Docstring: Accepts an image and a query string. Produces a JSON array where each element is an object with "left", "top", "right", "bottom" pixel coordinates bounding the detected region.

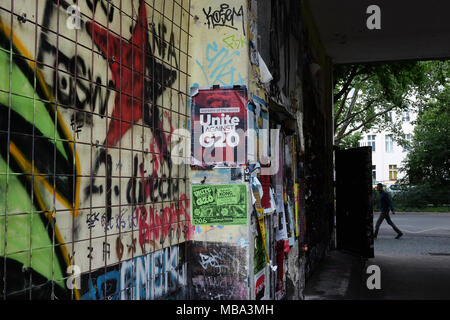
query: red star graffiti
[{"left": 87, "top": 2, "right": 147, "bottom": 147}]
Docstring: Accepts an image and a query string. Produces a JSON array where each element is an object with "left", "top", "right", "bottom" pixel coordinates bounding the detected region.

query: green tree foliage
[
  {"left": 333, "top": 60, "right": 449, "bottom": 147},
  {"left": 398, "top": 85, "right": 450, "bottom": 206},
  {"left": 338, "top": 132, "right": 363, "bottom": 149}
]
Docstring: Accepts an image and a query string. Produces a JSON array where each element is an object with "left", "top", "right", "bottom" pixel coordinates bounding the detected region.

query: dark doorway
[{"left": 335, "top": 146, "right": 374, "bottom": 258}]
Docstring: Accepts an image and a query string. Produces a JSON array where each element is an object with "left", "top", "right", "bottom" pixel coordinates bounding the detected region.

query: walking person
[{"left": 374, "top": 183, "right": 403, "bottom": 239}]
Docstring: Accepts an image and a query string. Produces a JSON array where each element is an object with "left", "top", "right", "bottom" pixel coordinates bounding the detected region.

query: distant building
[{"left": 359, "top": 110, "right": 416, "bottom": 185}]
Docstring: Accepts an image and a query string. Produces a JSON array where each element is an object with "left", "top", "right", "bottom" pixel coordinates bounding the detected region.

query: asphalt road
[
  {"left": 373, "top": 212, "right": 450, "bottom": 255},
  {"left": 304, "top": 212, "right": 450, "bottom": 300},
  {"left": 363, "top": 212, "right": 450, "bottom": 299}
]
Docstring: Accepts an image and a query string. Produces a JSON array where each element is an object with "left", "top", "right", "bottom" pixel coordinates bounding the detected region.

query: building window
[
  {"left": 387, "top": 111, "right": 393, "bottom": 121},
  {"left": 367, "top": 135, "right": 376, "bottom": 152},
  {"left": 372, "top": 165, "right": 376, "bottom": 181},
  {"left": 402, "top": 111, "right": 410, "bottom": 122},
  {"left": 389, "top": 165, "right": 397, "bottom": 181},
  {"left": 385, "top": 135, "right": 394, "bottom": 153},
  {"left": 405, "top": 134, "right": 411, "bottom": 142},
  {"left": 403, "top": 134, "right": 412, "bottom": 149}
]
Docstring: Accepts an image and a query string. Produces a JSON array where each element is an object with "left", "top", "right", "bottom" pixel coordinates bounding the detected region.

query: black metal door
[{"left": 335, "top": 147, "right": 374, "bottom": 258}]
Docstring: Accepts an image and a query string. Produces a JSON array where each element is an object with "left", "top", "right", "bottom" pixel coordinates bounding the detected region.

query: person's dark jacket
[{"left": 378, "top": 190, "right": 394, "bottom": 212}]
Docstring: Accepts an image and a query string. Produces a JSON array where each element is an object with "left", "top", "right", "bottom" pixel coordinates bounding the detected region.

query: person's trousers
[{"left": 374, "top": 211, "right": 402, "bottom": 236}]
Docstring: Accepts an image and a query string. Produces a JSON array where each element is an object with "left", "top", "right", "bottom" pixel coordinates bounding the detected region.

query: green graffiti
[
  {"left": 0, "top": 156, "right": 63, "bottom": 286},
  {"left": 0, "top": 24, "right": 76, "bottom": 295},
  {"left": 0, "top": 49, "right": 68, "bottom": 159}
]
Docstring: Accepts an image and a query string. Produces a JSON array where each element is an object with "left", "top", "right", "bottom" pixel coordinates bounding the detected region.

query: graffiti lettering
[
  {"left": 199, "top": 252, "right": 227, "bottom": 273},
  {"left": 86, "top": 212, "right": 100, "bottom": 229},
  {"left": 84, "top": 208, "right": 137, "bottom": 233},
  {"left": 197, "top": 248, "right": 242, "bottom": 276},
  {"left": 151, "top": 23, "right": 179, "bottom": 68},
  {"left": 87, "top": 246, "right": 94, "bottom": 260},
  {"left": 86, "top": 0, "right": 115, "bottom": 23},
  {"left": 189, "top": 242, "right": 247, "bottom": 300},
  {"left": 203, "top": 4, "right": 245, "bottom": 35},
  {"left": 222, "top": 34, "right": 246, "bottom": 50},
  {"left": 101, "top": 212, "right": 114, "bottom": 231},
  {"left": 38, "top": 35, "right": 113, "bottom": 118},
  {"left": 134, "top": 195, "right": 190, "bottom": 253},
  {"left": 192, "top": 275, "right": 247, "bottom": 300},
  {"left": 195, "top": 41, "right": 244, "bottom": 87},
  {"left": 103, "top": 242, "right": 111, "bottom": 261},
  {"left": 81, "top": 245, "right": 186, "bottom": 300}
]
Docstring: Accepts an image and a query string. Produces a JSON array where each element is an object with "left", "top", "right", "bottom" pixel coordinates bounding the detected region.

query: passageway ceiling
[{"left": 307, "top": 0, "right": 450, "bottom": 64}]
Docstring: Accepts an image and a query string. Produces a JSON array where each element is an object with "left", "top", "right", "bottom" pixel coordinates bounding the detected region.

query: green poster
[
  {"left": 191, "top": 184, "right": 248, "bottom": 225},
  {"left": 254, "top": 231, "right": 266, "bottom": 274}
]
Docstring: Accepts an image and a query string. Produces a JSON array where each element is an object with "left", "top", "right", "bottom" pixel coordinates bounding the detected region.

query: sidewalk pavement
[
  {"left": 303, "top": 250, "right": 364, "bottom": 300},
  {"left": 374, "top": 211, "right": 450, "bottom": 215}
]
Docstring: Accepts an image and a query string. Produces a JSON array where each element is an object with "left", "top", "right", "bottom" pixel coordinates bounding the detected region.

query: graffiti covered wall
[
  {"left": 0, "top": 0, "right": 192, "bottom": 299},
  {"left": 189, "top": 0, "right": 250, "bottom": 242},
  {"left": 188, "top": 241, "right": 248, "bottom": 300},
  {"left": 81, "top": 244, "right": 187, "bottom": 300},
  {"left": 187, "top": 0, "right": 251, "bottom": 300},
  {"left": 191, "top": 0, "right": 248, "bottom": 89}
]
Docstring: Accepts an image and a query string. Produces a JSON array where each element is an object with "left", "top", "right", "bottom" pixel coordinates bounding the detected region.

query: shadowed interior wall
[{"left": 0, "top": 0, "right": 334, "bottom": 301}]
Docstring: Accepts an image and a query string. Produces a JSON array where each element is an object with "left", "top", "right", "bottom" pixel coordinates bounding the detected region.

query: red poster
[
  {"left": 191, "top": 87, "right": 247, "bottom": 168},
  {"left": 259, "top": 174, "right": 271, "bottom": 209}
]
